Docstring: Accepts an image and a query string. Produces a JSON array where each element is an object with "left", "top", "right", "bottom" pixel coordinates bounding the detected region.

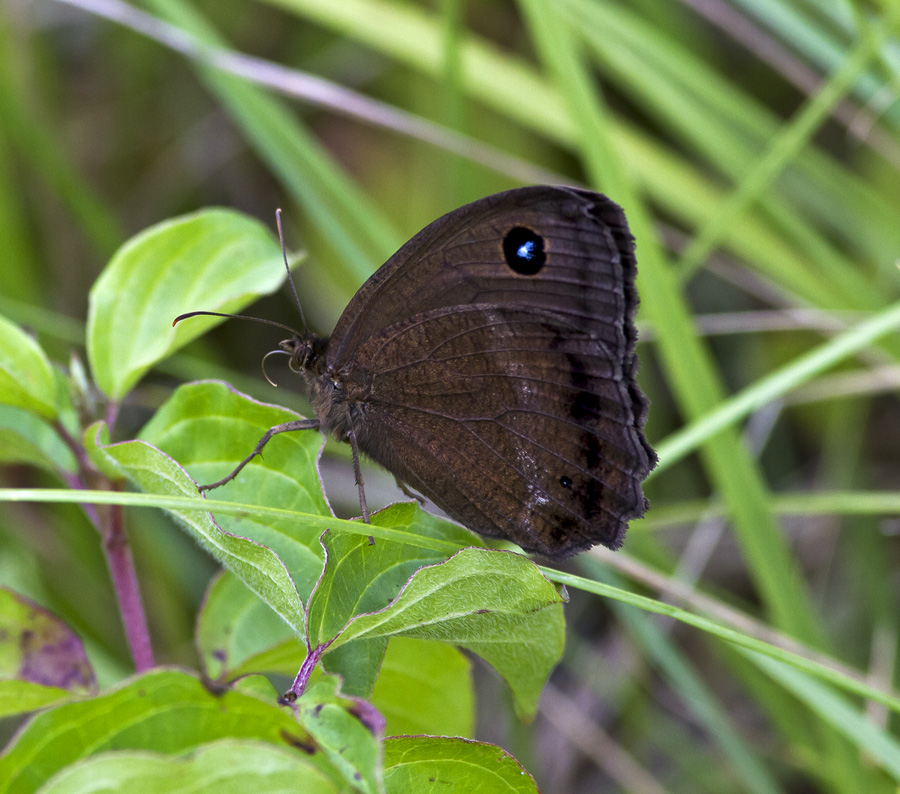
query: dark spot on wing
[
  {"left": 503, "top": 227, "right": 546, "bottom": 275},
  {"left": 580, "top": 431, "right": 604, "bottom": 469},
  {"left": 577, "top": 477, "right": 605, "bottom": 517}
]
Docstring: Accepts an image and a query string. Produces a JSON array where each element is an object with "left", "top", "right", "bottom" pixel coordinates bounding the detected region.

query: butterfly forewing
[{"left": 330, "top": 188, "right": 626, "bottom": 364}]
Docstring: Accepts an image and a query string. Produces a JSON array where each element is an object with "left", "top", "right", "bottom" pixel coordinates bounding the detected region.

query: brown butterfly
[{"left": 177, "top": 186, "right": 656, "bottom": 559}]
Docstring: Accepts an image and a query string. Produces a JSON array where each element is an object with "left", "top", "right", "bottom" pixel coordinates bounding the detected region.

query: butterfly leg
[
  {"left": 199, "top": 418, "right": 320, "bottom": 492},
  {"left": 346, "top": 428, "right": 373, "bottom": 542},
  {"left": 394, "top": 477, "right": 426, "bottom": 505}
]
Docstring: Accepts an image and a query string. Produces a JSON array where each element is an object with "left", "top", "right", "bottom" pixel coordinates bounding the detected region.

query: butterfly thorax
[{"left": 281, "top": 333, "right": 362, "bottom": 443}]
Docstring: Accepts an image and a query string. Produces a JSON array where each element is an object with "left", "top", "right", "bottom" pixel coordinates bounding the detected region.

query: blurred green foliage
[{"left": 2, "top": 1, "right": 900, "bottom": 792}]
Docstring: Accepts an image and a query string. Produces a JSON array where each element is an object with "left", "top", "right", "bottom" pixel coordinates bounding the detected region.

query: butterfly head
[{"left": 280, "top": 333, "right": 328, "bottom": 376}]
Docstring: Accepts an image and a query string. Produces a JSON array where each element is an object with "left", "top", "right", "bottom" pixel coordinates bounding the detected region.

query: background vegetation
[{"left": 2, "top": 0, "right": 900, "bottom": 792}]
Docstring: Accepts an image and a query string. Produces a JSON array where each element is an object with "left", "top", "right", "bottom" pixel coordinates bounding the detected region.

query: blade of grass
[
  {"left": 509, "top": 3, "right": 870, "bottom": 777},
  {"left": 141, "top": 0, "right": 400, "bottom": 290},
  {"left": 59, "top": 0, "right": 565, "bottom": 191},
  {"left": 565, "top": 0, "right": 900, "bottom": 303},
  {"left": 586, "top": 561, "right": 785, "bottom": 794},
  {"left": 747, "top": 650, "right": 900, "bottom": 782},
  {"left": 637, "top": 491, "right": 900, "bottom": 532},
  {"left": 3, "top": 487, "right": 899, "bottom": 717},
  {"left": 439, "top": 0, "right": 471, "bottom": 204},
  {"left": 0, "top": 128, "right": 39, "bottom": 303},
  {"left": 515, "top": 0, "right": 821, "bottom": 645},
  {"left": 677, "top": 3, "right": 900, "bottom": 277},
  {"left": 654, "top": 297, "right": 900, "bottom": 472},
  {"left": 733, "top": 0, "right": 900, "bottom": 133},
  {"left": 0, "top": 488, "right": 463, "bottom": 555},
  {"left": 257, "top": 0, "right": 897, "bottom": 324},
  {"left": 0, "top": 22, "right": 122, "bottom": 259}
]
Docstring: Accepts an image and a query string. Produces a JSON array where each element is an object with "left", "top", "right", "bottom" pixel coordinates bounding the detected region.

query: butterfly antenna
[
  {"left": 172, "top": 311, "right": 300, "bottom": 336},
  {"left": 276, "top": 208, "right": 308, "bottom": 334}
]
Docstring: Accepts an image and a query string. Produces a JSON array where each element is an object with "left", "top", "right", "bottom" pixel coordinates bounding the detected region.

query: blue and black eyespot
[{"left": 503, "top": 227, "right": 546, "bottom": 275}]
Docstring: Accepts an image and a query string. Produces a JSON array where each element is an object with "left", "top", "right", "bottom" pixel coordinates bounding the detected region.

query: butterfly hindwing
[{"left": 325, "top": 186, "right": 655, "bottom": 558}]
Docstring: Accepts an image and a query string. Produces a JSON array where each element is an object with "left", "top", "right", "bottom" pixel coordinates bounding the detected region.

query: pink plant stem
[
  {"left": 55, "top": 423, "right": 103, "bottom": 529},
  {"left": 103, "top": 487, "right": 155, "bottom": 671},
  {"left": 57, "top": 417, "right": 156, "bottom": 673},
  {"left": 289, "top": 642, "right": 329, "bottom": 699}
]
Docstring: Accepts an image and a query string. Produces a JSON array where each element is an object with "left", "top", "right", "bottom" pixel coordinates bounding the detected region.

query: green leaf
[
  {"left": 0, "top": 680, "right": 71, "bottom": 720},
  {"left": 197, "top": 570, "right": 302, "bottom": 682},
  {"left": 0, "top": 669, "right": 342, "bottom": 793},
  {"left": 86, "top": 209, "right": 286, "bottom": 400},
  {"left": 331, "top": 548, "right": 565, "bottom": 720},
  {"left": 229, "top": 638, "right": 310, "bottom": 683},
  {"left": 0, "top": 587, "right": 95, "bottom": 694},
  {"left": 0, "top": 313, "right": 57, "bottom": 420},
  {"left": 294, "top": 674, "right": 384, "bottom": 794},
  {"left": 321, "top": 638, "right": 388, "bottom": 703},
  {"left": 140, "top": 380, "right": 329, "bottom": 601},
  {"left": 309, "top": 505, "right": 481, "bottom": 645},
  {"left": 36, "top": 740, "right": 342, "bottom": 794},
  {"left": 0, "top": 406, "right": 76, "bottom": 475},
  {"left": 383, "top": 736, "right": 537, "bottom": 793},
  {"left": 308, "top": 505, "right": 481, "bottom": 696},
  {"left": 83, "top": 421, "right": 306, "bottom": 634},
  {"left": 231, "top": 673, "right": 282, "bottom": 703},
  {"left": 371, "top": 637, "right": 473, "bottom": 738}
]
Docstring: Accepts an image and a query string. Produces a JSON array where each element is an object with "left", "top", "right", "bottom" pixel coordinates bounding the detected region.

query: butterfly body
[{"left": 282, "top": 185, "right": 656, "bottom": 559}]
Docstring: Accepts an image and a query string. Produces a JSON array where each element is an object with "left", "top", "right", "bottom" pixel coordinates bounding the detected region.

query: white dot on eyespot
[{"left": 517, "top": 241, "right": 534, "bottom": 260}]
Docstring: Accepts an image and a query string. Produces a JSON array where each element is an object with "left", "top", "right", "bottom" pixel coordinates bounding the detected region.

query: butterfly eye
[
  {"left": 559, "top": 475, "right": 573, "bottom": 488},
  {"left": 503, "top": 227, "right": 546, "bottom": 275}
]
